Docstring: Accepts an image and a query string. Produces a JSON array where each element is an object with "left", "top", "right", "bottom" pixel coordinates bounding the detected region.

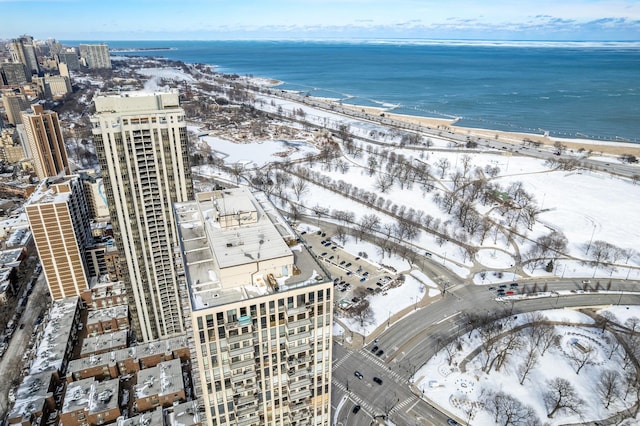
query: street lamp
[{"left": 586, "top": 223, "right": 597, "bottom": 255}]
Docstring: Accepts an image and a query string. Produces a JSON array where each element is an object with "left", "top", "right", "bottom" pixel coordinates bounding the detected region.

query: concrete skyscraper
[
  {"left": 175, "top": 187, "right": 333, "bottom": 426},
  {"left": 1, "top": 91, "right": 29, "bottom": 125},
  {"left": 25, "top": 175, "right": 93, "bottom": 300},
  {"left": 79, "top": 44, "right": 112, "bottom": 70},
  {"left": 21, "top": 104, "right": 70, "bottom": 180},
  {"left": 9, "top": 35, "right": 40, "bottom": 76},
  {"left": 91, "top": 90, "right": 193, "bottom": 342}
]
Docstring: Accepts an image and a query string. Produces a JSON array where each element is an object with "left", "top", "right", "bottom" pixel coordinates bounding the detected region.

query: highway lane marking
[{"left": 435, "top": 311, "right": 461, "bottom": 325}]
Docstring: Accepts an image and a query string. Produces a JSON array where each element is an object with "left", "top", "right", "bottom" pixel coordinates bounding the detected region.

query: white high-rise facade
[
  {"left": 91, "top": 91, "right": 193, "bottom": 342},
  {"left": 175, "top": 188, "right": 333, "bottom": 426}
]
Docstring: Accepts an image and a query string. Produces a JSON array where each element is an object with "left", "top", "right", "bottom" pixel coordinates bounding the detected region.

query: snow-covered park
[{"left": 415, "top": 306, "right": 640, "bottom": 425}]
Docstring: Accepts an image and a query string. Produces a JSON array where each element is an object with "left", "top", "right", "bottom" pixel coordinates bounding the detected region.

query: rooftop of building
[
  {"left": 66, "top": 334, "right": 189, "bottom": 376},
  {"left": 7, "top": 370, "right": 55, "bottom": 421},
  {"left": 86, "top": 305, "right": 129, "bottom": 325},
  {"left": 30, "top": 297, "right": 79, "bottom": 374},
  {"left": 25, "top": 175, "right": 80, "bottom": 206},
  {"left": 62, "top": 376, "right": 119, "bottom": 415},
  {"left": 175, "top": 187, "right": 331, "bottom": 311},
  {"left": 79, "top": 330, "right": 128, "bottom": 358},
  {"left": 0, "top": 247, "right": 24, "bottom": 266},
  {"left": 117, "top": 407, "right": 163, "bottom": 426},
  {"left": 166, "top": 400, "right": 201, "bottom": 426},
  {"left": 92, "top": 90, "right": 181, "bottom": 115},
  {"left": 133, "top": 358, "right": 183, "bottom": 399}
]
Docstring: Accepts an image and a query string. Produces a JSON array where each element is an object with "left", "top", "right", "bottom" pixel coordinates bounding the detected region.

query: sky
[{"left": 1, "top": 0, "right": 639, "bottom": 41}]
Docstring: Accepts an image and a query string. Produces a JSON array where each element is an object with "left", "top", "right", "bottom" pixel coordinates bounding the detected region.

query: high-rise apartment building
[
  {"left": 57, "top": 50, "right": 80, "bottom": 71},
  {"left": 9, "top": 35, "right": 40, "bottom": 76},
  {"left": 25, "top": 175, "right": 93, "bottom": 300},
  {"left": 79, "top": 44, "right": 111, "bottom": 70},
  {"left": 175, "top": 187, "right": 333, "bottom": 426},
  {"left": 1, "top": 62, "right": 30, "bottom": 85},
  {"left": 21, "top": 104, "right": 70, "bottom": 180},
  {"left": 91, "top": 91, "right": 193, "bottom": 342},
  {"left": 1, "top": 91, "right": 29, "bottom": 125}
]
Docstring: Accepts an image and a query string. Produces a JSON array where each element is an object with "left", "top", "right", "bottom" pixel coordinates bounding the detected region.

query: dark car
[
  {"left": 510, "top": 282, "right": 519, "bottom": 287},
  {"left": 366, "top": 287, "right": 375, "bottom": 292},
  {"left": 352, "top": 405, "right": 361, "bottom": 414},
  {"left": 499, "top": 284, "right": 507, "bottom": 289},
  {"left": 371, "top": 345, "right": 378, "bottom": 352},
  {"left": 345, "top": 262, "right": 352, "bottom": 267},
  {"left": 376, "top": 349, "right": 384, "bottom": 356},
  {"left": 340, "top": 261, "right": 346, "bottom": 265},
  {"left": 447, "top": 419, "right": 459, "bottom": 425},
  {"left": 354, "top": 371, "right": 363, "bottom": 379},
  {"left": 373, "top": 377, "right": 383, "bottom": 385}
]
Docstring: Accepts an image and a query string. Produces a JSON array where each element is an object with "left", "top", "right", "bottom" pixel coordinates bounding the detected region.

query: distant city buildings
[
  {"left": 9, "top": 35, "right": 40, "bottom": 76},
  {"left": 79, "top": 43, "right": 111, "bottom": 70},
  {"left": 0, "top": 62, "right": 29, "bottom": 85},
  {"left": 91, "top": 90, "right": 193, "bottom": 342},
  {"left": 25, "top": 176, "right": 93, "bottom": 300},
  {"left": 1, "top": 90, "right": 29, "bottom": 125},
  {"left": 175, "top": 187, "right": 334, "bottom": 426},
  {"left": 21, "top": 104, "right": 70, "bottom": 180}
]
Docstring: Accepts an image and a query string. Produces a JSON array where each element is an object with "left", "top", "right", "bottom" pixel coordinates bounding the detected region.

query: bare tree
[
  {"left": 518, "top": 340, "right": 539, "bottom": 385},
  {"left": 435, "top": 157, "right": 451, "bottom": 179},
  {"left": 292, "top": 177, "right": 309, "bottom": 202},
  {"left": 597, "top": 370, "right": 621, "bottom": 408},
  {"left": 350, "top": 300, "right": 374, "bottom": 331},
  {"left": 543, "top": 377, "right": 584, "bottom": 418},
  {"left": 567, "top": 343, "right": 593, "bottom": 375},
  {"left": 482, "top": 390, "right": 541, "bottom": 426},
  {"left": 375, "top": 174, "right": 394, "bottom": 193},
  {"left": 355, "top": 214, "right": 380, "bottom": 242}
]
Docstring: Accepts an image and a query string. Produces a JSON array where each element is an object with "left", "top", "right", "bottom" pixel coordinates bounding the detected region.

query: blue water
[{"left": 66, "top": 39, "right": 640, "bottom": 142}]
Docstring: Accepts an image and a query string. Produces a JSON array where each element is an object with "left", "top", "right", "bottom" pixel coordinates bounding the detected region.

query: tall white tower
[{"left": 91, "top": 90, "right": 193, "bottom": 342}]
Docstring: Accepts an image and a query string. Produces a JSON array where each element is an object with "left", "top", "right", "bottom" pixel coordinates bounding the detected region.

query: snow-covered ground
[{"left": 415, "top": 307, "right": 640, "bottom": 425}]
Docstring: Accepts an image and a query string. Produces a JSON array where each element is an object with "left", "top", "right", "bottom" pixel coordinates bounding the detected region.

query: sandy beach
[{"left": 338, "top": 103, "right": 640, "bottom": 157}]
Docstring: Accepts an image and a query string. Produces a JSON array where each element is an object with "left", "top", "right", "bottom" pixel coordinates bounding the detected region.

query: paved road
[
  {"left": 331, "top": 280, "right": 640, "bottom": 425},
  {"left": 0, "top": 271, "right": 49, "bottom": 417}
]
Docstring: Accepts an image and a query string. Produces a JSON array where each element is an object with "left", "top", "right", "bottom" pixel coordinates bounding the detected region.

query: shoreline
[{"left": 331, "top": 102, "right": 640, "bottom": 157}]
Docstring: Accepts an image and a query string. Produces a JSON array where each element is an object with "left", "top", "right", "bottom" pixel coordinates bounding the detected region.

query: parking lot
[{"left": 300, "top": 228, "right": 396, "bottom": 305}]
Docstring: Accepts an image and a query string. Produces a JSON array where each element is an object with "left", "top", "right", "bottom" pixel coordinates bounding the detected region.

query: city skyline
[{"left": 1, "top": 0, "right": 639, "bottom": 41}]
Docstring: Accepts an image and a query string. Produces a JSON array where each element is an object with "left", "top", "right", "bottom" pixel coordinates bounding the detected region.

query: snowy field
[{"left": 416, "top": 307, "right": 640, "bottom": 425}]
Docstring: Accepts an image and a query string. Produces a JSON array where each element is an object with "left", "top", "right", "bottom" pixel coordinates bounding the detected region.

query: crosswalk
[
  {"left": 358, "top": 348, "right": 406, "bottom": 383},
  {"left": 331, "top": 379, "right": 377, "bottom": 416}
]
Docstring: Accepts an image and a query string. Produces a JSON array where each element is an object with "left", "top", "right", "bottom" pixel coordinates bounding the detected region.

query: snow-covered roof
[
  {"left": 29, "top": 297, "right": 79, "bottom": 374},
  {"left": 79, "top": 330, "right": 128, "bottom": 358},
  {"left": 117, "top": 407, "right": 163, "bottom": 426},
  {"left": 133, "top": 358, "right": 183, "bottom": 399},
  {"left": 166, "top": 400, "right": 201, "bottom": 426},
  {"left": 7, "top": 371, "right": 55, "bottom": 422},
  {"left": 86, "top": 305, "right": 129, "bottom": 325},
  {"left": 175, "top": 187, "right": 331, "bottom": 310},
  {"left": 62, "top": 376, "right": 119, "bottom": 416}
]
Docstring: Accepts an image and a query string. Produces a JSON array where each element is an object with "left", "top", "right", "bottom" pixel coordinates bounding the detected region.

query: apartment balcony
[
  {"left": 289, "top": 377, "right": 311, "bottom": 390},
  {"left": 288, "top": 388, "right": 312, "bottom": 402},
  {"left": 231, "top": 369, "right": 257, "bottom": 384},
  {"left": 229, "top": 358, "right": 254, "bottom": 369},
  {"left": 236, "top": 415, "right": 261, "bottom": 426},
  {"left": 284, "top": 304, "right": 309, "bottom": 316},
  {"left": 228, "top": 332, "right": 255, "bottom": 345},
  {"left": 228, "top": 345, "right": 254, "bottom": 358},
  {"left": 236, "top": 404, "right": 258, "bottom": 418},
  {"left": 287, "top": 367, "right": 310, "bottom": 379},
  {"left": 287, "top": 343, "right": 311, "bottom": 355},
  {"left": 286, "top": 317, "right": 311, "bottom": 329},
  {"left": 287, "top": 330, "right": 311, "bottom": 341},
  {"left": 234, "top": 394, "right": 257, "bottom": 406}
]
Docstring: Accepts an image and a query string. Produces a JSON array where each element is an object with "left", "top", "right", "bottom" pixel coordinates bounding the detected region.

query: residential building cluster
[{"left": 0, "top": 34, "right": 333, "bottom": 426}]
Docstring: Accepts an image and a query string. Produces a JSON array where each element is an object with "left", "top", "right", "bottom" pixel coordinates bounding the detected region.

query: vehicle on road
[
  {"left": 345, "top": 262, "right": 352, "bottom": 267},
  {"left": 371, "top": 345, "right": 378, "bottom": 352},
  {"left": 447, "top": 419, "right": 459, "bottom": 425},
  {"left": 373, "top": 377, "right": 383, "bottom": 385},
  {"left": 366, "top": 287, "right": 375, "bottom": 292},
  {"left": 488, "top": 287, "right": 496, "bottom": 291},
  {"left": 352, "top": 405, "right": 361, "bottom": 414},
  {"left": 376, "top": 349, "right": 384, "bottom": 357},
  {"left": 354, "top": 371, "right": 363, "bottom": 380}
]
